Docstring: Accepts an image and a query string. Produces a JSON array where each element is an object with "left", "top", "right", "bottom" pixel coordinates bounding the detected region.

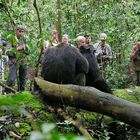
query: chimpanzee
[
  {"left": 41, "top": 43, "right": 89, "bottom": 86},
  {"left": 77, "top": 36, "right": 112, "bottom": 94}
]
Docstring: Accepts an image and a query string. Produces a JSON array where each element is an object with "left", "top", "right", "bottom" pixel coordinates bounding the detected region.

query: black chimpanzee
[
  {"left": 41, "top": 43, "right": 89, "bottom": 86},
  {"left": 77, "top": 36, "right": 112, "bottom": 94}
]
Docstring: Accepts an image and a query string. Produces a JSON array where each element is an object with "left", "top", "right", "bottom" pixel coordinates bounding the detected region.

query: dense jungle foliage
[
  {"left": 0, "top": 0, "right": 140, "bottom": 88},
  {"left": 0, "top": 0, "right": 140, "bottom": 140}
]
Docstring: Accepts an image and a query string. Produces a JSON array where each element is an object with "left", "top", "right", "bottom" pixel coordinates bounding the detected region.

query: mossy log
[{"left": 35, "top": 77, "right": 140, "bottom": 129}]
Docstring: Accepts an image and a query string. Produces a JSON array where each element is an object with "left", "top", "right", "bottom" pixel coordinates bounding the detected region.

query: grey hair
[{"left": 76, "top": 36, "right": 85, "bottom": 42}]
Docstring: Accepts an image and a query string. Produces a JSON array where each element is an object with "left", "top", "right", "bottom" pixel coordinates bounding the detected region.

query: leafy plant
[{"left": 30, "top": 123, "right": 88, "bottom": 140}]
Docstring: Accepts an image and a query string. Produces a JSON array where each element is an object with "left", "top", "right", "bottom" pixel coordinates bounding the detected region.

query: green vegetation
[
  {"left": 0, "top": 92, "right": 40, "bottom": 106},
  {"left": 0, "top": 92, "right": 43, "bottom": 114},
  {"left": 114, "top": 87, "right": 140, "bottom": 104},
  {"left": 0, "top": 0, "right": 140, "bottom": 88},
  {"left": 0, "top": 89, "right": 139, "bottom": 139},
  {"left": 0, "top": 0, "right": 140, "bottom": 139}
]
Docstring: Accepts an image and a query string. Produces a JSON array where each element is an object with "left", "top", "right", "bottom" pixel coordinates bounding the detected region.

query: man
[
  {"left": 76, "top": 36, "right": 86, "bottom": 48},
  {"left": 76, "top": 36, "right": 100, "bottom": 83},
  {"left": 43, "top": 30, "right": 59, "bottom": 51},
  {"left": 61, "top": 34, "right": 75, "bottom": 47},
  {"left": 5, "top": 25, "right": 30, "bottom": 92},
  {"left": 84, "top": 34, "right": 92, "bottom": 45},
  {"left": 76, "top": 36, "right": 112, "bottom": 94},
  {"left": 94, "top": 33, "right": 112, "bottom": 77},
  {"left": 94, "top": 33, "right": 112, "bottom": 62},
  {"left": 130, "top": 43, "right": 140, "bottom": 86},
  {"left": 62, "top": 34, "right": 70, "bottom": 45},
  {"left": 84, "top": 34, "right": 95, "bottom": 52}
]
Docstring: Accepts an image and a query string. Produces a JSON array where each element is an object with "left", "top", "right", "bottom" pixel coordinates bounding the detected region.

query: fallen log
[{"left": 35, "top": 77, "right": 140, "bottom": 129}]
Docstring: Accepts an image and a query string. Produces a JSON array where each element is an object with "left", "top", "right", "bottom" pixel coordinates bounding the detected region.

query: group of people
[
  {"left": 2, "top": 24, "right": 139, "bottom": 94},
  {"left": 42, "top": 32, "right": 112, "bottom": 93},
  {"left": 44, "top": 31, "right": 112, "bottom": 66},
  {"left": 0, "top": 25, "right": 113, "bottom": 93},
  {"left": 43, "top": 31, "right": 112, "bottom": 79}
]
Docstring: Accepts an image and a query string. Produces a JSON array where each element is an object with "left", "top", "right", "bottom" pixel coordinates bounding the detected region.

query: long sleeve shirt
[{"left": 94, "top": 42, "right": 112, "bottom": 59}]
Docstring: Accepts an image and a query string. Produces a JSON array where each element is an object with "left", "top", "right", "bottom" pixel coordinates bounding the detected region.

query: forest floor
[{"left": 0, "top": 86, "right": 140, "bottom": 140}]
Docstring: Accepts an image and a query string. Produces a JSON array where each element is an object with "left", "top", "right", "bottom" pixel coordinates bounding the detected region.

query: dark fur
[
  {"left": 41, "top": 43, "right": 89, "bottom": 86},
  {"left": 79, "top": 45, "right": 112, "bottom": 93}
]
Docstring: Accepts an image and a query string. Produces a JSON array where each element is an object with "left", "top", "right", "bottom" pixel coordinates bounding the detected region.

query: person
[
  {"left": 132, "top": 43, "right": 140, "bottom": 55},
  {"left": 94, "top": 33, "right": 112, "bottom": 62},
  {"left": 43, "top": 30, "right": 59, "bottom": 52},
  {"left": 130, "top": 43, "right": 140, "bottom": 86},
  {"left": 76, "top": 36, "right": 112, "bottom": 94},
  {"left": 5, "top": 25, "right": 30, "bottom": 93},
  {"left": 94, "top": 33, "right": 112, "bottom": 77},
  {"left": 41, "top": 30, "right": 59, "bottom": 63},
  {"left": 61, "top": 34, "right": 69, "bottom": 45},
  {"left": 76, "top": 36, "right": 99, "bottom": 81},
  {"left": 0, "top": 34, "right": 8, "bottom": 93},
  {"left": 76, "top": 36, "right": 86, "bottom": 48},
  {"left": 84, "top": 34, "right": 93, "bottom": 46},
  {"left": 61, "top": 34, "right": 75, "bottom": 47}
]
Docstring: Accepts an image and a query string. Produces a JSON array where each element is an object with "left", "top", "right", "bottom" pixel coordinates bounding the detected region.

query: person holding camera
[
  {"left": 5, "top": 25, "right": 30, "bottom": 93},
  {"left": 94, "top": 33, "right": 112, "bottom": 77}
]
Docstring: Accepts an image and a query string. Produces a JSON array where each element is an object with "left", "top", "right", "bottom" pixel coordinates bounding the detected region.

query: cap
[
  {"left": 16, "top": 25, "right": 25, "bottom": 30},
  {"left": 100, "top": 33, "right": 107, "bottom": 40}
]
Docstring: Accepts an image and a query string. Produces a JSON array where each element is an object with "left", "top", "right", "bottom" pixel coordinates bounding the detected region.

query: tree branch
[
  {"left": 57, "top": 108, "right": 93, "bottom": 140},
  {"left": 0, "top": 82, "right": 17, "bottom": 93}
]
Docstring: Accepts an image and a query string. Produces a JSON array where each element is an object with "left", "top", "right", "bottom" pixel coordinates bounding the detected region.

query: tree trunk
[
  {"left": 33, "top": 0, "right": 43, "bottom": 77},
  {"left": 35, "top": 77, "right": 140, "bottom": 129},
  {"left": 55, "top": 0, "right": 62, "bottom": 42}
]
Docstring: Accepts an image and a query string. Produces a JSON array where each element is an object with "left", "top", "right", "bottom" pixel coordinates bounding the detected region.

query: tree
[{"left": 55, "top": 0, "right": 62, "bottom": 42}]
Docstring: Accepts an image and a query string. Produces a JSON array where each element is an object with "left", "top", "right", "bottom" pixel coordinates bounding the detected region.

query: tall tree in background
[
  {"left": 0, "top": 0, "right": 140, "bottom": 88},
  {"left": 55, "top": 0, "right": 62, "bottom": 42}
]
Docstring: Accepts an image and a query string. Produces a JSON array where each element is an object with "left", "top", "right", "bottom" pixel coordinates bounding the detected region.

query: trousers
[{"left": 6, "top": 58, "right": 27, "bottom": 92}]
